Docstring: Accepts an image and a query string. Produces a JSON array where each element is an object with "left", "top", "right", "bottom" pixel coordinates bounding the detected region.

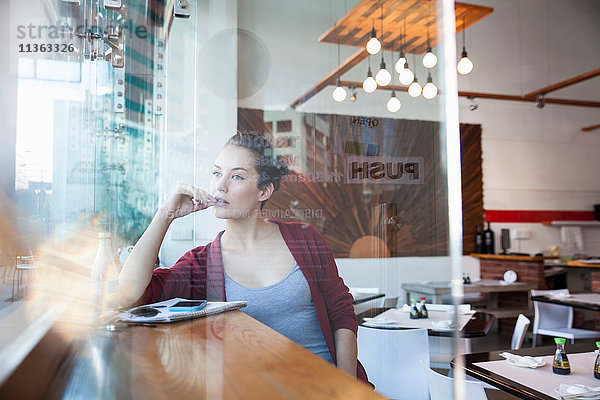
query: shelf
[{"left": 542, "top": 220, "right": 600, "bottom": 226}]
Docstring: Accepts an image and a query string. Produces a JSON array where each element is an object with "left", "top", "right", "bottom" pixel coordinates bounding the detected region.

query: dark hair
[{"left": 226, "top": 131, "right": 289, "bottom": 210}]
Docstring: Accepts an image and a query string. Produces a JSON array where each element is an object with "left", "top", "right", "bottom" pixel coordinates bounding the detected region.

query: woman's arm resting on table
[
  {"left": 118, "top": 184, "right": 215, "bottom": 308},
  {"left": 335, "top": 328, "right": 357, "bottom": 378}
]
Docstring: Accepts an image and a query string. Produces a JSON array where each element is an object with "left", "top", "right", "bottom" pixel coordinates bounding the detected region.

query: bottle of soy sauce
[
  {"left": 475, "top": 225, "right": 484, "bottom": 253},
  {"left": 594, "top": 341, "right": 600, "bottom": 379},
  {"left": 410, "top": 298, "right": 420, "bottom": 319},
  {"left": 419, "top": 297, "right": 428, "bottom": 319},
  {"left": 553, "top": 338, "right": 570, "bottom": 375}
]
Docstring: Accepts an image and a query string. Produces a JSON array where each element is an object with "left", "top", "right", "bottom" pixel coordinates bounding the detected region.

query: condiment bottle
[
  {"left": 410, "top": 298, "right": 420, "bottom": 319},
  {"left": 419, "top": 297, "right": 428, "bottom": 319},
  {"left": 552, "top": 338, "right": 570, "bottom": 375},
  {"left": 594, "top": 341, "right": 600, "bottom": 379}
]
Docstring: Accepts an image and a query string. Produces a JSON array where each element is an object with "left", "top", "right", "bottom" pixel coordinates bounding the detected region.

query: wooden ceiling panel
[{"left": 320, "top": 0, "right": 493, "bottom": 54}]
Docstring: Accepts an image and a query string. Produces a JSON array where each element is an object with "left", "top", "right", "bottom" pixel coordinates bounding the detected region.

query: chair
[
  {"left": 381, "top": 296, "right": 398, "bottom": 308},
  {"left": 358, "top": 326, "right": 429, "bottom": 400},
  {"left": 511, "top": 314, "right": 530, "bottom": 350},
  {"left": 531, "top": 289, "right": 600, "bottom": 346},
  {"left": 420, "top": 360, "right": 487, "bottom": 400}
]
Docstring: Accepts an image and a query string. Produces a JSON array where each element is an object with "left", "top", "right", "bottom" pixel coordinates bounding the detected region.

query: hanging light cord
[
  {"left": 462, "top": 17, "right": 466, "bottom": 50},
  {"left": 337, "top": 40, "right": 341, "bottom": 78}
]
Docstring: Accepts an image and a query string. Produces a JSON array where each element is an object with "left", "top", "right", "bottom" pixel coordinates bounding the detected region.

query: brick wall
[{"left": 480, "top": 259, "right": 546, "bottom": 333}]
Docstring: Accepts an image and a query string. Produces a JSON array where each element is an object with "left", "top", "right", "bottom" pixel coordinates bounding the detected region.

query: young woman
[{"left": 118, "top": 132, "right": 368, "bottom": 383}]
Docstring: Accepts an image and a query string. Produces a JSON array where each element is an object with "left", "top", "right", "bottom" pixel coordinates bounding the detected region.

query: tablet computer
[{"left": 169, "top": 300, "right": 207, "bottom": 312}]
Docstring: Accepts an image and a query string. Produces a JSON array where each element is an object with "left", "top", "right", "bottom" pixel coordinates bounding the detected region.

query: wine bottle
[
  {"left": 484, "top": 222, "right": 495, "bottom": 254},
  {"left": 475, "top": 225, "right": 483, "bottom": 253}
]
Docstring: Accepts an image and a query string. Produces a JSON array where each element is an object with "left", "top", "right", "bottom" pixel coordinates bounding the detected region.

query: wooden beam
[
  {"left": 582, "top": 124, "right": 600, "bottom": 132},
  {"left": 333, "top": 82, "right": 600, "bottom": 108},
  {"left": 289, "top": 48, "right": 369, "bottom": 109},
  {"left": 522, "top": 67, "right": 600, "bottom": 99}
]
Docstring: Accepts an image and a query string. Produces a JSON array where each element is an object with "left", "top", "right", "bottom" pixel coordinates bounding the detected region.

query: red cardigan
[{"left": 139, "top": 219, "right": 369, "bottom": 385}]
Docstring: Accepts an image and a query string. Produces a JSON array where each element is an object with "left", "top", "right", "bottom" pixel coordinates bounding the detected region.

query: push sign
[{"left": 346, "top": 156, "right": 424, "bottom": 184}]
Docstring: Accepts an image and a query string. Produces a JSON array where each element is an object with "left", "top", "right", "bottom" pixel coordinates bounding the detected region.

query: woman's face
[{"left": 210, "top": 145, "right": 271, "bottom": 219}]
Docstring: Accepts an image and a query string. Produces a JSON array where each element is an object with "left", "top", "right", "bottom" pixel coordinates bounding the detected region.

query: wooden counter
[
  {"left": 0, "top": 311, "right": 382, "bottom": 399},
  {"left": 567, "top": 260, "right": 600, "bottom": 268},
  {"left": 469, "top": 254, "right": 557, "bottom": 262}
]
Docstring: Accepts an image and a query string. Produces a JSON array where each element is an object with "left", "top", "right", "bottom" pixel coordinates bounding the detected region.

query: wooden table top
[{"left": 1, "top": 310, "right": 383, "bottom": 400}]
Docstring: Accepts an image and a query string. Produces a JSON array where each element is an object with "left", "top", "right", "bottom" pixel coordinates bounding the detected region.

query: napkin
[
  {"left": 499, "top": 352, "right": 544, "bottom": 367},
  {"left": 431, "top": 320, "right": 453, "bottom": 328},
  {"left": 401, "top": 304, "right": 411, "bottom": 312}
]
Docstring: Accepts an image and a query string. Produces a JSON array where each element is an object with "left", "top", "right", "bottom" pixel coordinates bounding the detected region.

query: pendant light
[
  {"left": 422, "top": 28, "right": 437, "bottom": 69},
  {"left": 332, "top": 40, "right": 347, "bottom": 102},
  {"left": 387, "top": 90, "right": 401, "bottom": 112},
  {"left": 363, "top": 56, "right": 377, "bottom": 93},
  {"left": 376, "top": 57, "right": 392, "bottom": 86},
  {"left": 408, "top": 76, "right": 422, "bottom": 97},
  {"left": 366, "top": 19, "right": 381, "bottom": 55},
  {"left": 395, "top": 19, "right": 407, "bottom": 73},
  {"left": 349, "top": 87, "right": 357, "bottom": 102},
  {"left": 408, "top": 58, "right": 422, "bottom": 97},
  {"left": 399, "top": 59, "right": 414, "bottom": 85},
  {"left": 375, "top": 5, "right": 391, "bottom": 86},
  {"left": 422, "top": 72, "right": 438, "bottom": 99},
  {"left": 457, "top": 18, "right": 473, "bottom": 75}
]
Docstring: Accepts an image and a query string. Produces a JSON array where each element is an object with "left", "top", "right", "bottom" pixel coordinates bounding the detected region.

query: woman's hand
[{"left": 159, "top": 184, "right": 217, "bottom": 221}]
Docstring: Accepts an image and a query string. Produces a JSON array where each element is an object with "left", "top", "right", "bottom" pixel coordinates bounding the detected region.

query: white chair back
[
  {"left": 420, "top": 361, "right": 487, "bottom": 400},
  {"left": 382, "top": 297, "right": 399, "bottom": 308},
  {"left": 511, "top": 314, "right": 531, "bottom": 350},
  {"left": 358, "top": 326, "right": 430, "bottom": 400},
  {"left": 531, "top": 289, "right": 572, "bottom": 331}
]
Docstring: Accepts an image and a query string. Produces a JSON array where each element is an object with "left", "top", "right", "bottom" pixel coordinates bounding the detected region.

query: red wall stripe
[{"left": 485, "top": 210, "right": 595, "bottom": 223}]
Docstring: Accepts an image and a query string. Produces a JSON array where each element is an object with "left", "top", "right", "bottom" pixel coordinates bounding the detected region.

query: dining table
[
  {"left": 402, "top": 279, "right": 536, "bottom": 306},
  {"left": 0, "top": 310, "right": 383, "bottom": 400},
  {"left": 357, "top": 306, "right": 494, "bottom": 338},
  {"left": 531, "top": 293, "right": 600, "bottom": 312},
  {"left": 455, "top": 342, "right": 600, "bottom": 400}
]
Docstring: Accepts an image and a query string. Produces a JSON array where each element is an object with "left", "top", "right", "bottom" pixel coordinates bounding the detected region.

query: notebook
[{"left": 119, "top": 297, "right": 247, "bottom": 323}]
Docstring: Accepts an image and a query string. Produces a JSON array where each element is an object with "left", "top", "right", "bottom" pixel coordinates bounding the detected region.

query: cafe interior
[{"left": 1, "top": 0, "right": 599, "bottom": 399}]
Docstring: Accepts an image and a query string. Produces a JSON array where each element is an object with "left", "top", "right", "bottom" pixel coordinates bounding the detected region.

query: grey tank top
[{"left": 224, "top": 262, "right": 333, "bottom": 363}]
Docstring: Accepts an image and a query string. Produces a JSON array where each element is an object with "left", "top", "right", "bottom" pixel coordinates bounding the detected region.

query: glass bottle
[
  {"left": 90, "top": 232, "right": 120, "bottom": 318},
  {"left": 475, "top": 225, "right": 483, "bottom": 253},
  {"left": 484, "top": 222, "right": 495, "bottom": 254},
  {"left": 419, "top": 297, "right": 428, "bottom": 319},
  {"left": 594, "top": 341, "right": 600, "bottom": 379},
  {"left": 410, "top": 298, "right": 420, "bottom": 319},
  {"left": 553, "top": 337, "right": 571, "bottom": 375}
]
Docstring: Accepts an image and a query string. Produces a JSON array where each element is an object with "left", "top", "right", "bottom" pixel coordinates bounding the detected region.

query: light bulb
[
  {"left": 363, "top": 69, "right": 377, "bottom": 93},
  {"left": 386, "top": 91, "right": 401, "bottom": 112},
  {"left": 366, "top": 28, "right": 381, "bottom": 55},
  {"left": 395, "top": 54, "right": 406, "bottom": 73},
  {"left": 408, "top": 79, "right": 422, "bottom": 97},
  {"left": 457, "top": 49, "right": 473, "bottom": 75},
  {"left": 375, "top": 60, "right": 391, "bottom": 86},
  {"left": 332, "top": 84, "right": 347, "bottom": 102},
  {"left": 349, "top": 90, "right": 357, "bottom": 102},
  {"left": 399, "top": 66, "right": 414, "bottom": 85},
  {"left": 422, "top": 49, "right": 437, "bottom": 68},
  {"left": 422, "top": 76, "right": 438, "bottom": 99}
]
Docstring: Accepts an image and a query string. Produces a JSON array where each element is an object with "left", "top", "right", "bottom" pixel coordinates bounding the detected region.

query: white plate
[
  {"left": 505, "top": 358, "right": 546, "bottom": 369},
  {"left": 554, "top": 384, "right": 594, "bottom": 396}
]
